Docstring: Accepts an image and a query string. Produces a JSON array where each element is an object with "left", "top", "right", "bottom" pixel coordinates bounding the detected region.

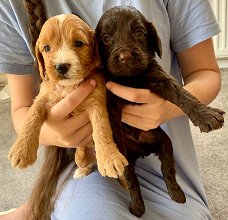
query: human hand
[
  {"left": 40, "top": 79, "right": 97, "bottom": 147},
  {"left": 106, "top": 81, "right": 179, "bottom": 131}
]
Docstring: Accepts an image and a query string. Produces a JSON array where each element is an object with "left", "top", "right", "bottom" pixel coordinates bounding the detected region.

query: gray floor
[
  {"left": 0, "top": 71, "right": 227, "bottom": 219},
  {"left": 190, "top": 69, "right": 228, "bottom": 220}
]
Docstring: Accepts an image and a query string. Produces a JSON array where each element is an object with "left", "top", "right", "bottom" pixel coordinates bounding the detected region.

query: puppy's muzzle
[
  {"left": 55, "top": 63, "right": 70, "bottom": 75},
  {"left": 119, "top": 51, "right": 132, "bottom": 63}
]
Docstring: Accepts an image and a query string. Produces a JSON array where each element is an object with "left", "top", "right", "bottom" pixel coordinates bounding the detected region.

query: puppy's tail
[{"left": 26, "top": 146, "right": 75, "bottom": 220}]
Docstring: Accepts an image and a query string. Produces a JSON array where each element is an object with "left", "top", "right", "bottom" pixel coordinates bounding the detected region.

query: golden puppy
[{"left": 8, "top": 14, "right": 128, "bottom": 179}]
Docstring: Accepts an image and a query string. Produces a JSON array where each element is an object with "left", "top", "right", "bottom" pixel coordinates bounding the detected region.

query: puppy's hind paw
[
  {"left": 168, "top": 184, "right": 186, "bottom": 203},
  {"left": 73, "top": 166, "right": 93, "bottom": 179},
  {"left": 129, "top": 198, "right": 145, "bottom": 217}
]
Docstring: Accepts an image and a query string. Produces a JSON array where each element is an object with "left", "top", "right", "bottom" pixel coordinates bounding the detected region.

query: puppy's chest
[
  {"left": 46, "top": 85, "right": 73, "bottom": 104},
  {"left": 45, "top": 85, "right": 85, "bottom": 115},
  {"left": 43, "top": 81, "right": 103, "bottom": 116}
]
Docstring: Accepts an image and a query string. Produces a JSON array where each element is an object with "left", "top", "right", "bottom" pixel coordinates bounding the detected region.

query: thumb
[
  {"left": 49, "top": 79, "right": 96, "bottom": 120},
  {"left": 106, "top": 81, "right": 152, "bottom": 104}
]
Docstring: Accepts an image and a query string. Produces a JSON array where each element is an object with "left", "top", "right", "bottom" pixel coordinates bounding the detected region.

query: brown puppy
[
  {"left": 95, "top": 6, "right": 225, "bottom": 217},
  {"left": 8, "top": 14, "right": 128, "bottom": 179}
]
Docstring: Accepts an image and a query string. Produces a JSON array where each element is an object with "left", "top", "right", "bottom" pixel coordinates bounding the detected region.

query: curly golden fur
[{"left": 8, "top": 14, "right": 128, "bottom": 219}]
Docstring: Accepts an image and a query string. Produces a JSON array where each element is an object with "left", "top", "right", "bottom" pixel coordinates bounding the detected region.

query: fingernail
[{"left": 89, "top": 79, "right": 96, "bottom": 86}]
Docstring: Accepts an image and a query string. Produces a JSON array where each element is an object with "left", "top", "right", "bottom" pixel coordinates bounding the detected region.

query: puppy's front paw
[
  {"left": 97, "top": 146, "right": 128, "bottom": 178},
  {"left": 8, "top": 144, "right": 37, "bottom": 169},
  {"left": 191, "top": 107, "right": 225, "bottom": 133}
]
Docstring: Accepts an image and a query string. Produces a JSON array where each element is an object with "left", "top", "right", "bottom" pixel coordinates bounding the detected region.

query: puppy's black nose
[
  {"left": 119, "top": 51, "right": 132, "bottom": 63},
  {"left": 55, "top": 63, "right": 70, "bottom": 74}
]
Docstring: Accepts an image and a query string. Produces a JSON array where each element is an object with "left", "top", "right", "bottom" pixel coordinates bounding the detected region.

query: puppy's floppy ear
[
  {"left": 143, "top": 17, "right": 162, "bottom": 58},
  {"left": 91, "top": 31, "right": 101, "bottom": 69},
  {"left": 35, "top": 40, "right": 46, "bottom": 81}
]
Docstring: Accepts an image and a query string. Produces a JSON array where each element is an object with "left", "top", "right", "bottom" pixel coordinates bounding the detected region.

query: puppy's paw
[
  {"left": 73, "top": 166, "right": 93, "bottom": 179},
  {"left": 129, "top": 197, "right": 145, "bottom": 218},
  {"left": 97, "top": 146, "right": 128, "bottom": 178},
  {"left": 8, "top": 144, "right": 37, "bottom": 169},
  {"left": 192, "top": 107, "right": 225, "bottom": 133},
  {"left": 75, "top": 148, "right": 96, "bottom": 168}
]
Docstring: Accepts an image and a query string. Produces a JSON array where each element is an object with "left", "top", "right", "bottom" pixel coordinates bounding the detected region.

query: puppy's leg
[
  {"left": 146, "top": 63, "right": 225, "bottom": 132},
  {"left": 8, "top": 95, "right": 48, "bottom": 169},
  {"left": 75, "top": 143, "right": 95, "bottom": 168},
  {"left": 119, "top": 163, "right": 145, "bottom": 218},
  {"left": 88, "top": 103, "right": 128, "bottom": 178},
  {"left": 74, "top": 146, "right": 95, "bottom": 179},
  {"left": 138, "top": 127, "right": 186, "bottom": 203},
  {"left": 106, "top": 94, "right": 145, "bottom": 217},
  {"left": 74, "top": 162, "right": 94, "bottom": 179}
]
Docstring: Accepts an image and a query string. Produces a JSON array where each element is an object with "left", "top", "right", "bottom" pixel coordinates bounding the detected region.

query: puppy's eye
[
  {"left": 44, "top": 45, "right": 50, "bottom": 52},
  {"left": 134, "top": 30, "right": 144, "bottom": 38},
  {"left": 103, "top": 35, "right": 111, "bottom": 44},
  {"left": 75, "top": 40, "right": 84, "bottom": 47}
]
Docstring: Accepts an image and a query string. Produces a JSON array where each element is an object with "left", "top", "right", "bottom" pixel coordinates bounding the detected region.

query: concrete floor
[{"left": 0, "top": 71, "right": 227, "bottom": 219}]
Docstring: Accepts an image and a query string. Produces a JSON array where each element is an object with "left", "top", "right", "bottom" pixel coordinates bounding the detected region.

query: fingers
[
  {"left": 41, "top": 112, "right": 92, "bottom": 148},
  {"left": 121, "top": 114, "right": 148, "bottom": 131},
  {"left": 122, "top": 102, "right": 164, "bottom": 117},
  {"left": 77, "top": 134, "right": 93, "bottom": 148},
  {"left": 106, "top": 81, "right": 155, "bottom": 103},
  {"left": 121, "top": 102, "right": 167, "bottom": 131},
  {"left": 54, "top": 111, "right": 90, "bottom": 137},
  {"left": 40, "top": 80, "right": 96, "bottom": 147},
  {"left": 122, "top": 111, "right": 156, "bottom": 131},
  {"left": 60, "top": 122, "right": 93, "bottom": 147},
  {"left": 49, "top": 79, "right": 96, "bottom": 121},
  {"left": 122, "top": 103, "right": 148, "bottom": 116}
]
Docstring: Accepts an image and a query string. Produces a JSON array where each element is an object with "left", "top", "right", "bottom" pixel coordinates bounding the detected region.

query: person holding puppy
[{"left": 0, "top": 0, "right": 221, "bottom": 219}]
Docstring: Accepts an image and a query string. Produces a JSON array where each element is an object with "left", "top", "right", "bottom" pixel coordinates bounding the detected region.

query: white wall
[{"left": 210, "top": 0, "right": 228, "bottom": 68}]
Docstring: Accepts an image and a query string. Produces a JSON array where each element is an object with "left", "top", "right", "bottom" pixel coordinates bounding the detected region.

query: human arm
[
  {"left": 106, "top": 38, "right": 221, "bottom": 131},
  {"left": 7, "top": 73, "right": 96, "bottom": 147}
]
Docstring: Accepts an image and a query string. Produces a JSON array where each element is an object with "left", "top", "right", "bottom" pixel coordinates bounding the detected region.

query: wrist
[
  {"left": 164, "top": 100, "right": 185, "bottom": 122},
  {"left": 39, "top": 123, "right": 54, "bottom": 146}
]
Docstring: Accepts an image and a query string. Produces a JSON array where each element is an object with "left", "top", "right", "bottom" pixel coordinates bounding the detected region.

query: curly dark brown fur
[{"left": 95, "top": 6, "right": 224, "bottom": 217}]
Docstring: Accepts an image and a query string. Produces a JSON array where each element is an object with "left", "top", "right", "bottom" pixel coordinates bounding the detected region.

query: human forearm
[
  {"left": 11, "top": 107, "right": 30, "bottom": 135},
  {"left": 164, "top": 38, "right": 222, "bottom": 122},
  {"left": 183, "top": 69, "right": 221, "bottom": 105},
  {"left": 164, "top": 69, "right": 221, "bottom": 121},
  {"left": 177, "top": 38, "right": 221, "bottom": 105},
  {"left": 8, "top": 74, "right": 38, "bottom": 134},
  {"left": 11, "top": 106, "right": 50, "bottom": 146}
]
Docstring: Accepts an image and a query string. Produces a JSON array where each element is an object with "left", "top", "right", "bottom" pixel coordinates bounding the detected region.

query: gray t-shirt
[{"left": 0, "top": 0, "right": 220, "bottom": 219}]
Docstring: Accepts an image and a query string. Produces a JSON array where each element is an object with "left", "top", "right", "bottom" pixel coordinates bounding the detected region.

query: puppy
[
  {"left": 95, "top": 6, "right": 225, "bottom": 217},
  {"left": 8, "top": 14, "right": 128, "bottom": 179}
]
